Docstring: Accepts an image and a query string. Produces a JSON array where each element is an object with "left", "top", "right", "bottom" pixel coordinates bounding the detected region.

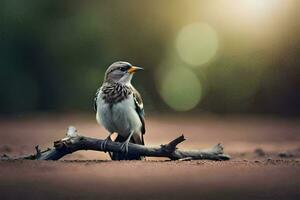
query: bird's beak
[{"left": 127, "top": 66, "right": 144, "bottom": 74}]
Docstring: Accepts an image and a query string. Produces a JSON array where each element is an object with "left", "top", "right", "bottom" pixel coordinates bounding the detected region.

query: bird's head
[{"left": 104, "top": 61, "right": 143, "bottom": 84}]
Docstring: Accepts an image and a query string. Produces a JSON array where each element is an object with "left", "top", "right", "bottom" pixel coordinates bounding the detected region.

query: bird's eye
[{"left": 119, "top": 67, "right": 126, "bottom": 72}]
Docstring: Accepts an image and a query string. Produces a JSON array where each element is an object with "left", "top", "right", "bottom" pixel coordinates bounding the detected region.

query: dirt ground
[{"left": 0, "top": 114, "right": 299, "bottom": 200}]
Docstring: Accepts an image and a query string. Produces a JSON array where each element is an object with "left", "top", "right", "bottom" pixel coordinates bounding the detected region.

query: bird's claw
[{"left": 120, "top": 141, "right": 130, "bottom": 155}]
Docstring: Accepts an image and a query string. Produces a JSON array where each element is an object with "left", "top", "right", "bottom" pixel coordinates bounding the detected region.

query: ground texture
[{"left": 0, "top": 114, "right": 299, "bottom": 200}]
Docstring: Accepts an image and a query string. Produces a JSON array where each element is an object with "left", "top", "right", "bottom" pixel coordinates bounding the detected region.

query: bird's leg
[
  {"left": 101, "top": 133, "right": 112, "bottom": 152},
  {"left": 120, "top": 131, "right": 134, "bottom": 155}
]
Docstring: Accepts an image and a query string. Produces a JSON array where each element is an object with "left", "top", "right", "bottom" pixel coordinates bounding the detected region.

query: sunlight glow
[
  {"left": 218, "top": 0, "right": 282, "bottom": 26},
  {"left": 240, "top": 0, "right": 279, "bottom": 12}
]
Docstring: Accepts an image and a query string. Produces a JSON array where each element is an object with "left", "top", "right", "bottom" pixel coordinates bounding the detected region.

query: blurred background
[
  {"left": 1, "top": 2, "right": 300, "bottom": 198},
  {"left": 0, "top": 0, "right": 300, "bottom": 163},
  {"left": 0, "top": 0, "right": 299, "bottom": 116}
]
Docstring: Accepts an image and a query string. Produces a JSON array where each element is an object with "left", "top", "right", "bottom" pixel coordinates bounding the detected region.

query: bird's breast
[{"left": 96, "top": 94, "right": 142, "bottom": 136}]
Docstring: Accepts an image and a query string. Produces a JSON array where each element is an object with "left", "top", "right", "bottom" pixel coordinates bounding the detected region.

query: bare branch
[{"left": 2, "top": 127, "right": 230, "bottom": 161}]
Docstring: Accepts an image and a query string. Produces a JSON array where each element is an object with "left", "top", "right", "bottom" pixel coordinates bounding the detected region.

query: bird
[{"left": 94, "top": 61, "right": 145, "bottom": 160}]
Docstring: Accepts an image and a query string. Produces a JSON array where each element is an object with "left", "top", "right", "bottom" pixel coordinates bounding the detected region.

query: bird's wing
[
  {"left": 132, "top": 86, "right": 146, "bottom": 136},
  {"left": 94, "top": 87, "right": 101, "bottom": 111}
]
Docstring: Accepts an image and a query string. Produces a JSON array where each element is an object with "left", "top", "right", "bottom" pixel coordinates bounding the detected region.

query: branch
[{"left": 2, "top": 126, "right": 230, "bottom": 161}]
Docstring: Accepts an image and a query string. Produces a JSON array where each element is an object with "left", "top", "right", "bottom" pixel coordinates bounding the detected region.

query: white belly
[{"left": 96, "top": 94, "right": 142, "bottom": 138}]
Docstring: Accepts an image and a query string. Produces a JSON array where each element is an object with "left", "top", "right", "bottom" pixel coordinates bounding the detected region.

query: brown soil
[{"left": 0, "top": 114, "right": 299, "bottom": 200}]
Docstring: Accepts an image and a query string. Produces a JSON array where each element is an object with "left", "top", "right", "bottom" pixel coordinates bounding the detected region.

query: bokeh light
[
  {"left": 158, "top": 67, "right": 202, "bottom": 111},
  {"left": 176, "top": 23, "right": 219, "bottom": 67}
]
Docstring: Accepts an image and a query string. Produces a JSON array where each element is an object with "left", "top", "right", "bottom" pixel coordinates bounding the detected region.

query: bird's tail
[{"left": 110, "top": 134, "right": 144, "bottom": 160}]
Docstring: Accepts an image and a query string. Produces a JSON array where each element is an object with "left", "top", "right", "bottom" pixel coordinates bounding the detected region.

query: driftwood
[{"left": 2, "top": 126, "right": 230, "bottom": 161}]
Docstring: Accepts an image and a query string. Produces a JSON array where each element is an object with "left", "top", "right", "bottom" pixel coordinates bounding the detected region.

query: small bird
[{"left": 94, "top": 61, "right": 145, "bottom": 160}]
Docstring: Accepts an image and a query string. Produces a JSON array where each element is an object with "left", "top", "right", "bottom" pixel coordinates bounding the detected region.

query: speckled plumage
[
  {"left": 94, "top": 61, "right": 145, "bottom": 160},
  {"left": 101, "top": 83, "right": 132, "bottom": 104}
]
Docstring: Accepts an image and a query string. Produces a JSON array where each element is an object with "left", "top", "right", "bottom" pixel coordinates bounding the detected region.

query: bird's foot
[
  {"left": 101, "top": 136, "right": 111, "bottom": 152},
  {"left": 120, "top": 140, "right": 130, "bottom": 155}
]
